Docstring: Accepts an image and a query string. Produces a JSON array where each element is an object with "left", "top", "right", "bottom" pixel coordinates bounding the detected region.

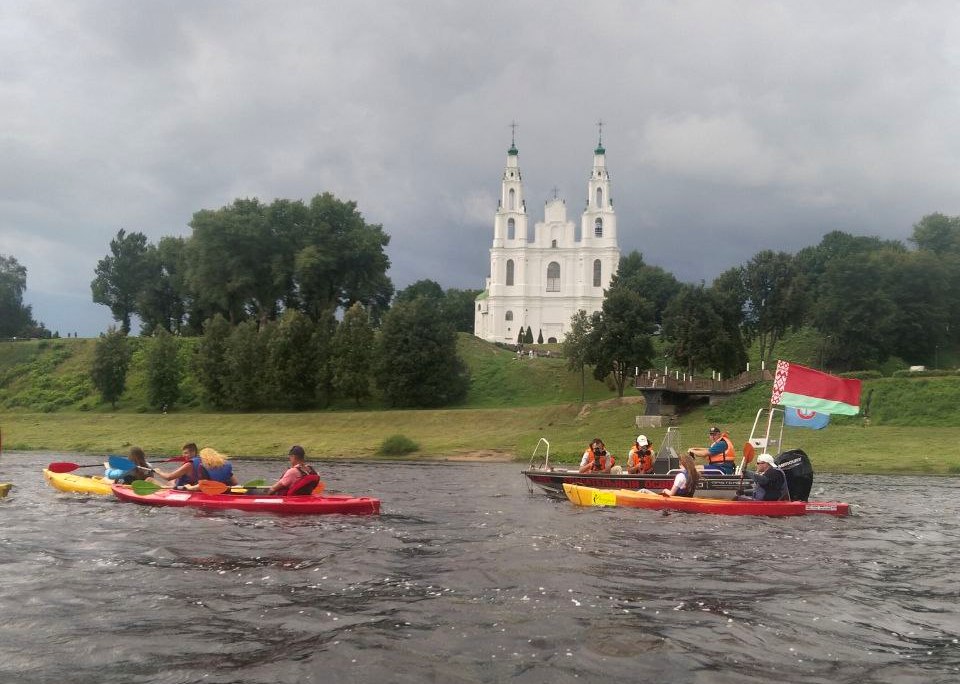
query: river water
[{"left": 0, "top": 452, "right": 957, "bottom": 684}]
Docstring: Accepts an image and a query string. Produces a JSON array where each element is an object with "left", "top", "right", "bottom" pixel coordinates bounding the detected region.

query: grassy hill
[{"left": 2, "top": 333, "right": 960, "bottom": 473}]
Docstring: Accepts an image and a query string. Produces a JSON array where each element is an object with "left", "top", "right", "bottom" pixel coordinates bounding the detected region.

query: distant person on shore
[
  {"left": 736, "top": 454, "right": 788, "bottom": 501},
  {"left": 579, "top": 438, "right": 615, "bottom": 473},
  {"left": 687, "top": 426, "right": 737, "bottom": 474},
  {"left": 626, "top": 435, "right": 655, "bottom": 474},
  {"left": 152, "top": 446, "right": 238, "bottom": 489},
  {"left": 661, "top": 453, "right": 699, "bottom": 497},
  {"left": 268, "top": 445, "right": 321, "bottom": 495}
]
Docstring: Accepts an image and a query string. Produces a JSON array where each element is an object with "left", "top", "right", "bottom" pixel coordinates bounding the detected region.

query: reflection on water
[{"left": 0, "top": 453, "right": 958, "bottom": 683}]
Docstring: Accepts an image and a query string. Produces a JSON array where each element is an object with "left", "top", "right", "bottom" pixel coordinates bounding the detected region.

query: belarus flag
[{"left": 771, "top": 360, "right": 862, "bottom": 416}]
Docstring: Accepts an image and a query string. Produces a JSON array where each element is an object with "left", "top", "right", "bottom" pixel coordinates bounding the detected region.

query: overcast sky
[{"left": 3, "top": 1, "right": 960, "bottom": 337}]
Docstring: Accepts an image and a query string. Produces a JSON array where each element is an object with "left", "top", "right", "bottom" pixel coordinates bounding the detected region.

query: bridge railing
[{"left": 634, "top": 368, "right": 772, "bottom": 394}]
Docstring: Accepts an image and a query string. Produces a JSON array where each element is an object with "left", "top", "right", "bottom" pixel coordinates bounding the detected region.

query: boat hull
[
  {"left": 43, "top": 469, "right": 114, "bottom": 495},
  {"left": 0, "top": 483, "right": 11, "bottom": 498},
  {"left": 524, "top": 468, "right": 751, "bottom": 499},
  {"left": 563, "top": 483, "right": 848, "bottom": 516},
  {"left": 111, "top": 484, "right": 380, "bottom": 515}
]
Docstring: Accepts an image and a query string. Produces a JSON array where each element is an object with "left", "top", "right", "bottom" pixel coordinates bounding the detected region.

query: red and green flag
[{"left": 771, "top": 360, "right": 862, "bottom": 416}]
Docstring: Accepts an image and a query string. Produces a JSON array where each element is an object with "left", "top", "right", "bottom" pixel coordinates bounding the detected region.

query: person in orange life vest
[
  {"left": 661, "top": 453, "right": 699, "bottom": 497},
  {"left": 268, "top": 445, "right": 320, "bottom": 495},
  {"left": 687, "top": 426, "right": 737, "bottom": 475},
  {"left": 578, "top": 438, "right": 615, "bottom": 473},
  {"left": 627, "top": 435, "right": 655, "bottom": 474}
]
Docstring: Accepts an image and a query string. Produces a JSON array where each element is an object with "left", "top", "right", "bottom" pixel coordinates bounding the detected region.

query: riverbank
[{"left": 3, "top": 406, "right": 960, "bottom": 475}]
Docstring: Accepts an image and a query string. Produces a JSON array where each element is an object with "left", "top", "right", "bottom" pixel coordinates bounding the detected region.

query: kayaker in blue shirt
[
  {"left": 104, "top": 446, "right": 151, "bottom": 484},
  {"left": 152, "top": 446, "right": 238, "bottom": 489}
]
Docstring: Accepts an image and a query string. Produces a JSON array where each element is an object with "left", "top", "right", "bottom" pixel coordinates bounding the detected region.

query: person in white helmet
[{"left": 626, "top": 435, "right": 654, "bottom": 474}]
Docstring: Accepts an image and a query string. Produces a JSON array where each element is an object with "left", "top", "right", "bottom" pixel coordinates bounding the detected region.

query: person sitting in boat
[
  {"left": 737, "top": 453, "right": 788, "bottom": 501},
  {"left": 687, "top": 426, "right": 737, "bottom": 474},
  {"left": 661, "top": 453, "right": 699, "bottom": 497},
  {"left": 267, "top": 445, "right": 321, "bottom": 495},
  {"left": 104, "top": 446, "right": 152, "bottom": 484},
  {"left": 579, "top": 439, "right": 615, "bottom": 473},
  {"left": 626, "top": 435, "right": 655, "bottom": 475},
  {"left": 151, "top": 446, "right": 238, "bottom": 489}
]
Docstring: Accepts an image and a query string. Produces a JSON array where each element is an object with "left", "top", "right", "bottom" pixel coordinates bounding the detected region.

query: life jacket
[
  {"left": 628, "top": 446, "right": 654, "bottom": 474},
  {"left": 278, "top": 464, "right": 319, "bottom": 496},
  {"left": 707, "top": 433, "right": 737, "bottom": 465},
  {"left": 674, "top": 470, "right": 695, "bottom": 497},
  {"left": 584, "top": 450, "right": 615, "bottom": 471},
  {"left": 176, "top": 457, "right": 233, "bottom": 487}
]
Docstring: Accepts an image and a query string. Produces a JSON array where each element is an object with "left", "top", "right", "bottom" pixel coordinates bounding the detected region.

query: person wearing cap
[
  {"left": 687, "top": 426, "right": 737, "bottom": 474},
  {"left": 737, "top": 453, "right": 788, "bottom": 501},
  {"left": 268, "top": 445, "right": 320, "bottom": 495},
  {"left": 626, "top": 435, "right": 655, "bottom": 475}
]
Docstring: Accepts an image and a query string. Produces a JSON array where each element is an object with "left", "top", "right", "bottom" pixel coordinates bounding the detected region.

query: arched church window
[
  {"left": 551, "top": 239, "right": 557, "bottom": 248},
  {"left": 508, "top": 188, "right": 516, "bottom": 210},
  {"left": 507, "top": 218, "right": 515, "bottom": 240},
  {"left": 546, "top": 262, "right": 560, "bottom": 292},
  {"left": 594, "top": 217, "right": 603, "bottom": 237},
  {"left": 593, "top": 259, "right": 602, "bottom": 287},
  {"left": 596, "top": 187, "right": 603, "bottom": 208},
  {"left": 505, "top": 310, "right": 513, "bottom": 321},
  {"left": 506, "top": 259, "right": 515, "bottom": 286}
]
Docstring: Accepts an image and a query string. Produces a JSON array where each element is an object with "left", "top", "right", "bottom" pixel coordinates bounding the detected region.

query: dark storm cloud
[{"left": 2, "top": 1, "right": 959, "bottom": 335}]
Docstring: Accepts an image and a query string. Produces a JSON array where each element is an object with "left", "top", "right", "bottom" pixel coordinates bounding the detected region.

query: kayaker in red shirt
[{"left": 268, "top": 445, "right": 320, "bottom": 495}]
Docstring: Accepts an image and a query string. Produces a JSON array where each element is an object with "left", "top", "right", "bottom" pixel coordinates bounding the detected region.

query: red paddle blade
[
  {"left": 311, "top": 481, "right": 326, "bottom": 496},
  {"left": 48, "top": 462, "right": 83, "bottom": 473},
  {"left": 742, "top": 442, "right": 756, "bottom": 465}
]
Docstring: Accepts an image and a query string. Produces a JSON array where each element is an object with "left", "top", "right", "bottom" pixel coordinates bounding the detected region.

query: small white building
[{"left": 474, "top": 134, "right": 620, "bottom": 343}]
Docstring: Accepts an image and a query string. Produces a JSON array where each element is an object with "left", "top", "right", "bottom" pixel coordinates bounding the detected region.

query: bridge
[{"left": 634, "top": 368, "right": 772, "bottom": 421}]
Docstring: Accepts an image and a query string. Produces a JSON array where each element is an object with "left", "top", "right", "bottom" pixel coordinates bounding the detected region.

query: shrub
[{"left": 377, "top": 434, "right": 419, "bottom": 456}]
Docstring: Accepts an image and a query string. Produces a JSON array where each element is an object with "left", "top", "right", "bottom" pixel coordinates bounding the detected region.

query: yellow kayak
[
  {"left": 0, "top": 483, "right": 11, "bottom": 498},
  {"left": 43, "top": 469, "right": 114, "bottom": 495}
]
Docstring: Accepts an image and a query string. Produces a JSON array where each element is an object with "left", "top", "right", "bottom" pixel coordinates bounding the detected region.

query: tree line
[
  {"left": 92, "top": 296, "right": 470, "bottom": 411},
  {"left": 564, "top": 213, "right": 960, "bottom": 395},
  {"left": 0, "top": 254, "right": 51, "bottom": 339}
]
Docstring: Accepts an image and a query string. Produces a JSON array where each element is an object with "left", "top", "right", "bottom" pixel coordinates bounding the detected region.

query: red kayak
[
  {"left": 564, "top": 484, "right": 848, "bottom": 517},
  {"left": 111, "top": 484, "right": 380, "bottom": 515}
]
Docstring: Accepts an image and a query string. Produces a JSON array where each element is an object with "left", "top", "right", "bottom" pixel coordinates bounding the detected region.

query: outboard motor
[{"left": 775, "top": 449, "right": 814, "bottom": 501}]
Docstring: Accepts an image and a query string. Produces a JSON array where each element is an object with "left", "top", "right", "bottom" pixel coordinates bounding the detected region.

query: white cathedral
[{"left": 474, "top": 132, "right": 621, "bottom": 343}]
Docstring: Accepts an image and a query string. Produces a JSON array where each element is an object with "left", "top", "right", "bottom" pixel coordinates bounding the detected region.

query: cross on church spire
[
  {"left": 510, "top": 120, "right": 519, "bottom": 146},
  {"left": 551, "top": 186, "right": 560, "bottom": 199},
  {"left": 595, "top": 119, "right": 606, "bottom": 154}
]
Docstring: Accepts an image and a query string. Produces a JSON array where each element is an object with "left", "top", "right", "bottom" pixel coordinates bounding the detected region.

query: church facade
[{"left": 474, "top": 136, "right": 621, "bottom": 344}]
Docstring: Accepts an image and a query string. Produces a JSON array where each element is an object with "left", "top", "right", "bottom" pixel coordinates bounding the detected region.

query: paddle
[
  {"left": 737, "top": 442, "right": 757, "bottom": 495},
  {"left": 48, "top": 462, "right": 106, "bottom": 473}
]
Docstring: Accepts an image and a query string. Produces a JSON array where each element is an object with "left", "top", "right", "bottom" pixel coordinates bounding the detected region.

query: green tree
[
  {"left": 266, "top": 309, "right": 318, "bottom": 409},
  {"left": 91, "top": 229, "right": 152, "bottom": 334},
  {"left": 661, "top": 284, "right": 744, "bottom": 376},
  {"left": 0, "top": 254, "right": 37, "bottom": 337},
  {"left": 609, "top": 251, "right": 682, "bottom": 324},
  {"left": 222, "top": 320, "right": 268, "bottom": 410},
  {"left": 910, "top": 213, "right": 960, "bottom": 255},
  {"left": 524, "top": 326, "right": 534, "bottom": 344},
  {"left": 444, "top": 288, "right": 483, "bottom": 333},
  {"left": 588, "top": 289, "right": 655, "bottom": 397},
  {"left": 194, "top": 314, "right": 232, "bottom": 408},
  {"left": 331, "top": 302, "right": 375, "bottom": 405},
  {"left": 91, "top": 327, "right": 131, "bottom": 409},
  {"left": 396, "top": 279, "right": 445, "bottom": 304},
  {"left": 312, "top": 309, "right": 337, "bottom": 407},
  {"left": 562, "top": 309, "right": 592, "bottom": 402},
  {"left": 145, "top": 326, "right": 182, "bottom": 410},
  {"left": 375, "top": 297, "right": 469, "bottom": 408},
  {"left": 537, "top": 329, "right": 544, "bottom": 344},
  {"left": 138, "top": 236, "right": 189, "bottom": 335},
  {"left": 740, "top": 250, "right": 805, "bottom": 367}
]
